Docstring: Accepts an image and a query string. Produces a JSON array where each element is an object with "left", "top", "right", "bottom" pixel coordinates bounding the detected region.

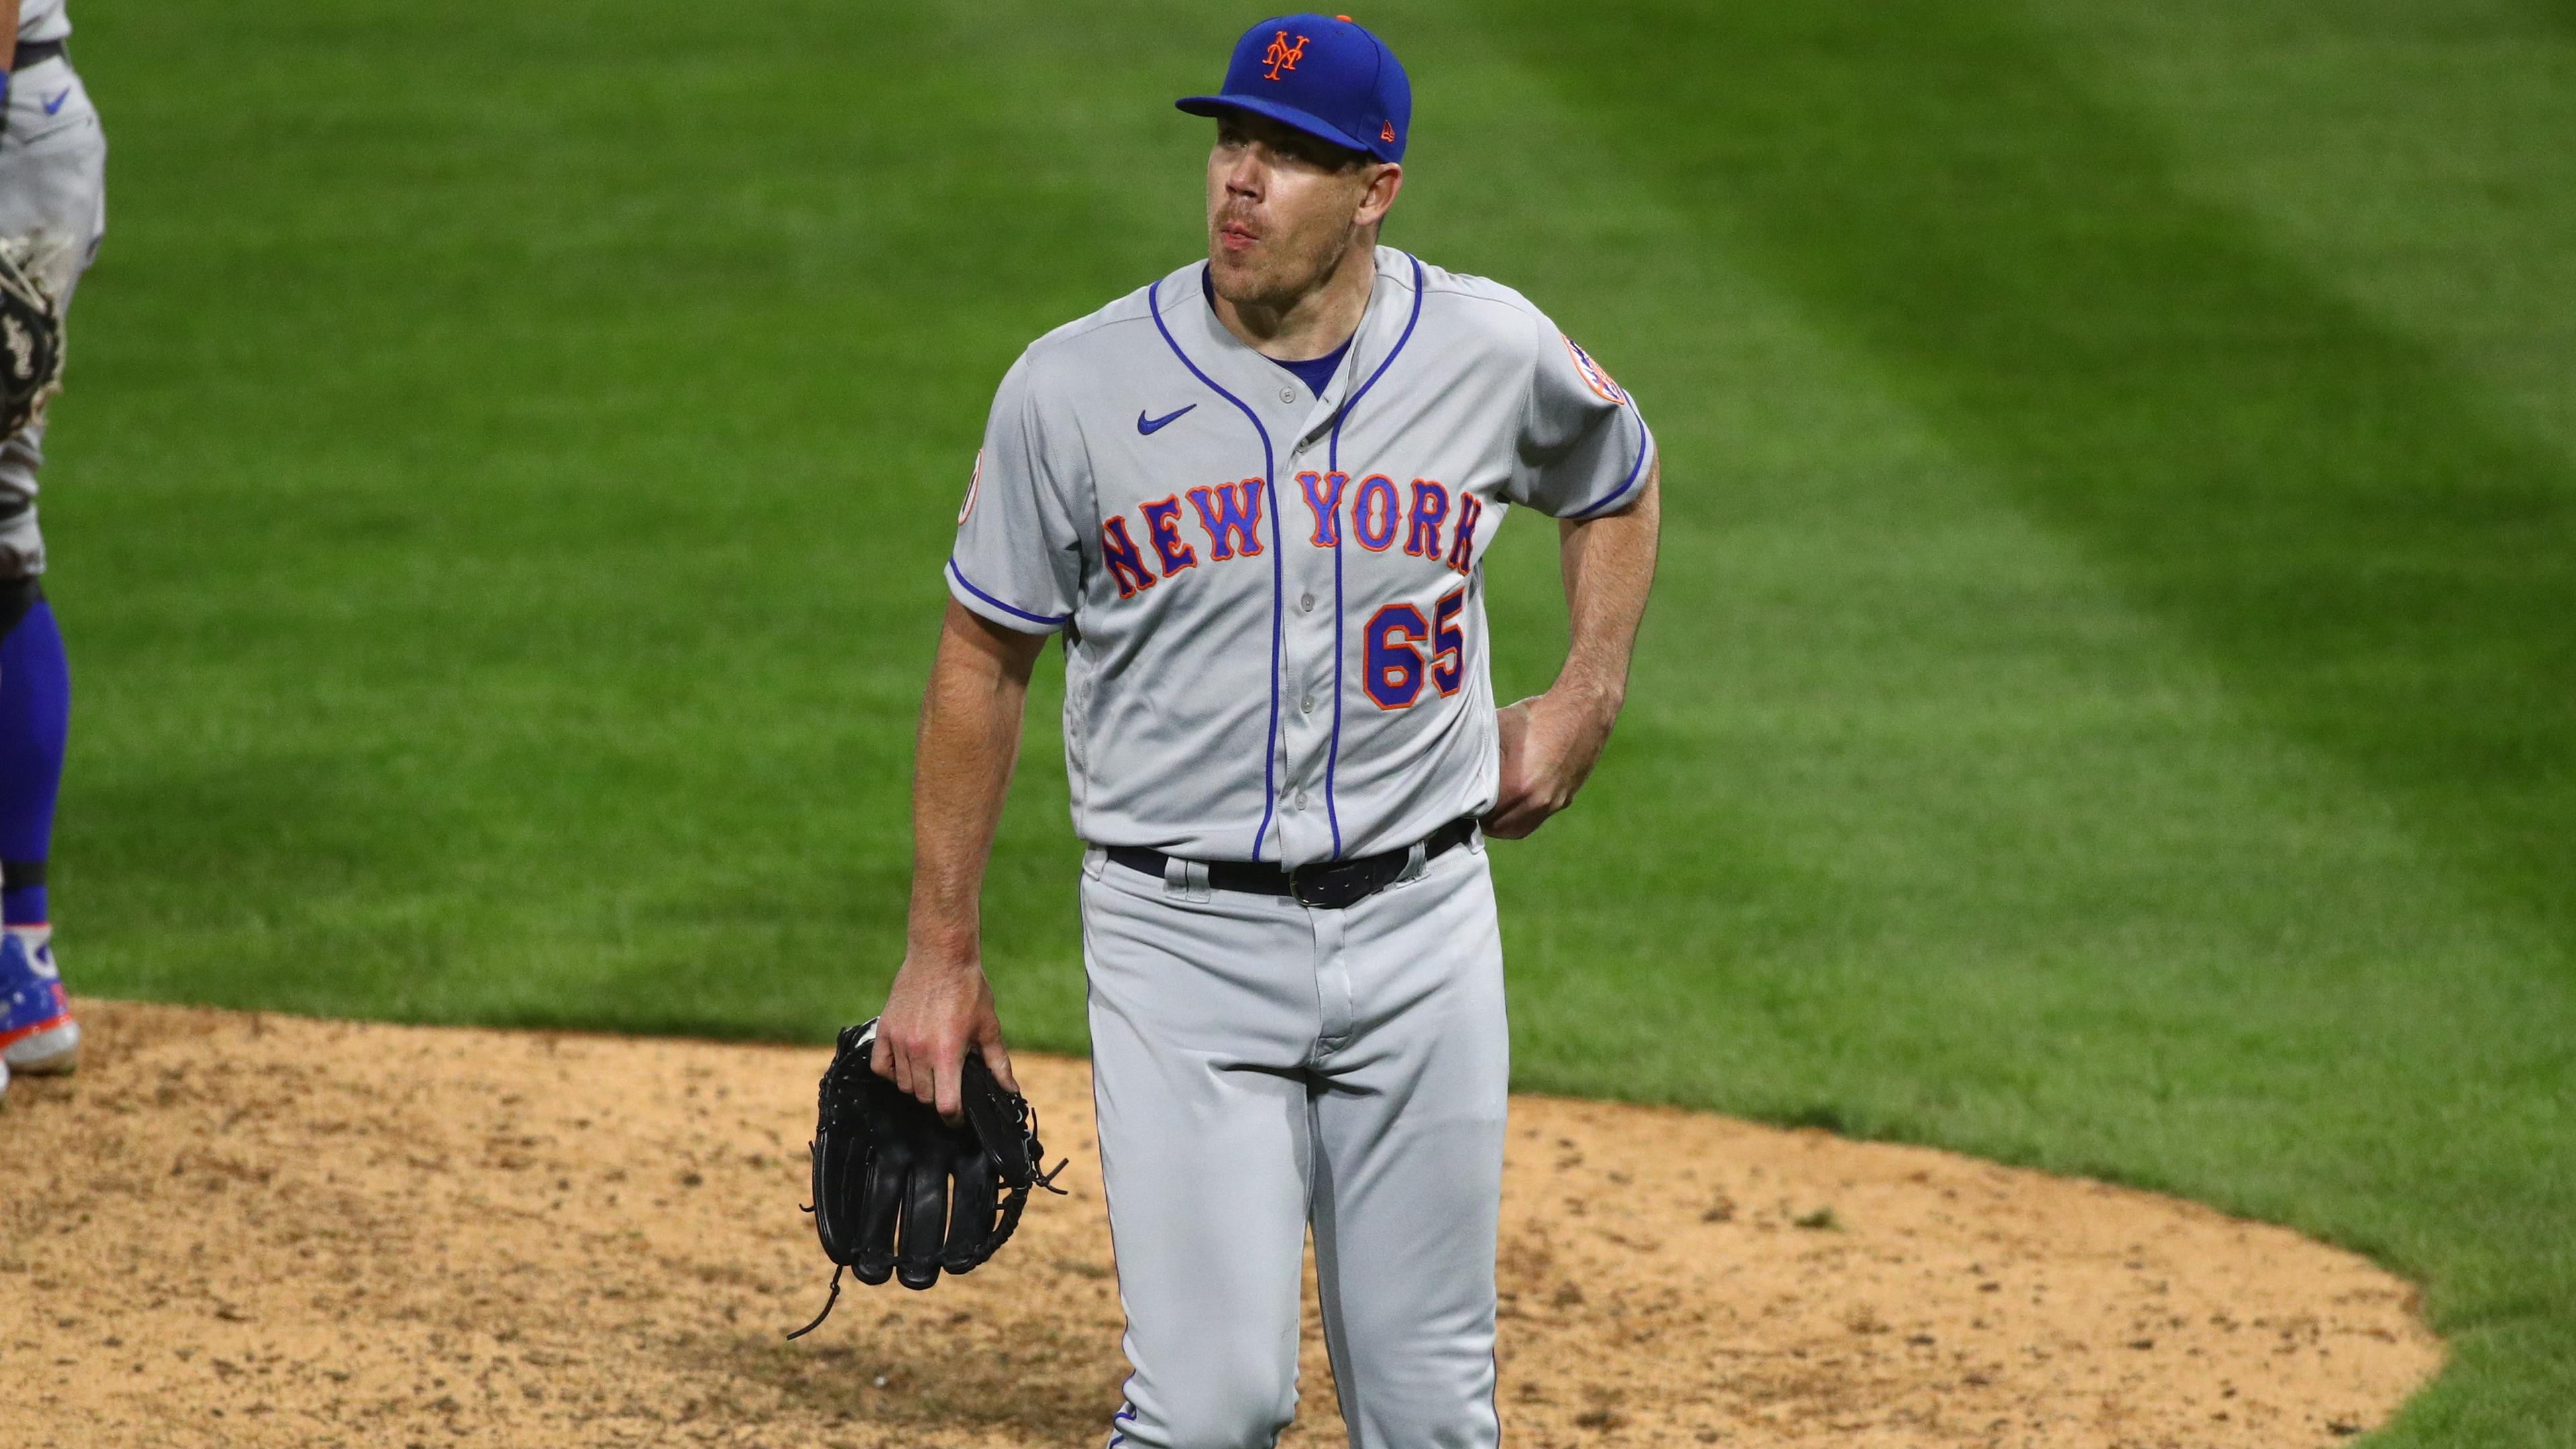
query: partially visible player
[{"left": 0, "top": 0, "right": 105, "bottom": 1089}]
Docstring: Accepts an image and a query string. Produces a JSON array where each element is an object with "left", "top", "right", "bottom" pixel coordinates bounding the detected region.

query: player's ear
[{"left": 1356, "top": 162, "right": 1403, "bottom": 228}]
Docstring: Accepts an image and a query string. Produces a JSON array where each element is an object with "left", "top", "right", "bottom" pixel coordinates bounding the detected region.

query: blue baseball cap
[{"left": 1177, "top": 13, "right": 1411, "bottom": 163}]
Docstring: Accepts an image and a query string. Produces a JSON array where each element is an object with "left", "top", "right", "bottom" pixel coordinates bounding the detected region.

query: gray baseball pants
[
  {"left": 0, "top": 50, "right": 107, "bottom": 579},
  {"left": 1080, "top": 832, "right": 1507, "bottom": 1448}
]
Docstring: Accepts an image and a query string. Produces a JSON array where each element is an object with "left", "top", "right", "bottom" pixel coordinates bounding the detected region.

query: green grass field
[{"left": 38, "top": 1, "right": 2575, "bottom": 1441}]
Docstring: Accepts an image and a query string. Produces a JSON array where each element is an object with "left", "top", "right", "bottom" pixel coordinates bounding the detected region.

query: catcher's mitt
[
  {"left": 0, "top": 241, "right": 63, "bottom": 440},
  {"left": 788, "top": 1018, "right": 1064, "bottom": 1338}
]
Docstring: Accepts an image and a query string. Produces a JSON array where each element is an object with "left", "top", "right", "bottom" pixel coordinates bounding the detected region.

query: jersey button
[
  {"left": 1295, "top": 789, "right": 1311, "bottom": 810},
  {"left": 1279, "top": 386, "right": 1297, "bottom": 405},
  {"left": 1300, "top": 694, "right": 1315, "bottom": 714},
  {"left": 1299, "top": 593, "right": 1316, "bottom": 612}
]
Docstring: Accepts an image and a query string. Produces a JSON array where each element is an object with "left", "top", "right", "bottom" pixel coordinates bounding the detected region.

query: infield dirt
[{"left": 2, "top": 1002, "right": 2436, "bottom": 1446}]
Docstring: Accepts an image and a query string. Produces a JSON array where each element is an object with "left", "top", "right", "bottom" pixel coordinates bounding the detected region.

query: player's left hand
[{"left": 1484, "top": 690, "right": 1617, "bottom": 839}]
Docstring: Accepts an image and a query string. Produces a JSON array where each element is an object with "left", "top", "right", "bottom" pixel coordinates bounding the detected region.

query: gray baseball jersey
[{"left": 946, "top": 245, "right": 1654, "bottom": 867}]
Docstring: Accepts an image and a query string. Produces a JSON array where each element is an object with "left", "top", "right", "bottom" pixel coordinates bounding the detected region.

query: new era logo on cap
[{"left": 1177, "top": 12, "right": 1413, "bottom": 163}]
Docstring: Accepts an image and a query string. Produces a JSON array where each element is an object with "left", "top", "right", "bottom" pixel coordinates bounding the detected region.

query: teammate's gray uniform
[
  {"left": 949, "top": 246, "right": 1654, "bottom": 1448},
  {"left": 13, "top": 0, "right": 68, "bottom": 46},
  {"left": 1, "top": 0, "right": 107, "bottom": 578}
]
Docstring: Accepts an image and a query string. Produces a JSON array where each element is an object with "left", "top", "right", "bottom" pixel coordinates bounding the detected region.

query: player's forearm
[
  {"left": 904, "top": 600, "right": 1044, "bottom": 963},
  {"left": 1550, "top": 460, "right": 1661, "bottom": 724}
]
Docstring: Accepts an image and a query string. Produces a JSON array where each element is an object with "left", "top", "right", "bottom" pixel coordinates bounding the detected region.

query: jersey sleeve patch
[
  {"left": 1562, "top": 334, "right": 1627, "bottom": 405},
  {"left": 957, "top": 449, "right": 985, "bottom": 524}
]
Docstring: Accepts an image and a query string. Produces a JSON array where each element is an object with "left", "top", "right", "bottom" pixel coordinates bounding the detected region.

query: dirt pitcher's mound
[{"left": 3, "top": 1002, "right": 2434, "bottom": 1448}]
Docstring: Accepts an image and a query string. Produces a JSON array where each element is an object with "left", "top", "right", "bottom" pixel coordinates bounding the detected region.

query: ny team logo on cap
[
  {"left": 1178, "top": 13, "right": 1411, "bottom": 162},
  {"left": 1262, "top": 31, "right": 1308, "bottom": 80}
]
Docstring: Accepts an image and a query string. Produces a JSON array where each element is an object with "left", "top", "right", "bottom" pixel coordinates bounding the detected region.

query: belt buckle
[
  {"left": 1287, "top": 863, "right": 1323, "bottom": 908},
  {"left": 1289, "top": 858, "right": 1382, "bottom": 910}
]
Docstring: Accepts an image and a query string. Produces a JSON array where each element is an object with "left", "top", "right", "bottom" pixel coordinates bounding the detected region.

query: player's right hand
[
  {"left": 871, "top": 954, "right": 1020, "bottom": 1126},
  {"left": 1485, "top": 692, "right": 1615, "bottom": 839}
]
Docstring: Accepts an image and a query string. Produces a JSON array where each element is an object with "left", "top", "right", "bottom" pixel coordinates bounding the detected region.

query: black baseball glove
[
  {"left": 0, "top": 242, "right": 63, "bottom": 440},
  {"left": 788, "top": 1017, "right": 1064, "bottom": 1338}
]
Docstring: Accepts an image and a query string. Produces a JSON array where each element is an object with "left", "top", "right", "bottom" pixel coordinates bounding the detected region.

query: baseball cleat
[{"left": 0, "top": 924, "right": 77, "bottom": 1075}]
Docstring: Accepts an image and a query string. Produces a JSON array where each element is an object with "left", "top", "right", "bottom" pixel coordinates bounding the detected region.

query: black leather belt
[
  {"left": 11, "top": 40, "right": 64, "bottom": 72},
  {"left": 1108, "top": 816, "right": 1479, "bottom": 910}
]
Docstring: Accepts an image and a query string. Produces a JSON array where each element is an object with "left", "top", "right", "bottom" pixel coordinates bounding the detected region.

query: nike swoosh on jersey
[
  {"left": 42, "top": 89, "right": 70, "bottom": 115},
  {"left": 1137, "top": 405, "right": 1197, "bottom": 435}
]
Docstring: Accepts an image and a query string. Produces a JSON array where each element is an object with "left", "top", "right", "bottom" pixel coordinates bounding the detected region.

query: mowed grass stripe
[
  {"left": 49, "top": 1, "right": 1244, "bottom": 1031},
  {"left": 2025, "top": 0, "right": 2576, "bottom": 466},
  {"left": 1489, "top": 0, "right": 2571, "bottom": 1440},
  {"left": 1535, "top": 0, "right": 2576, "bottom": 937}
]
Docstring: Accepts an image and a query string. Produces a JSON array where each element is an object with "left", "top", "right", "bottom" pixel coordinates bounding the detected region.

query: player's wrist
[
  {"left": 898, "top": 930, "right": 984, "bottom": 975},
  {"left": 1542, "top": 677, "right": 1625, "bottom": 733}
]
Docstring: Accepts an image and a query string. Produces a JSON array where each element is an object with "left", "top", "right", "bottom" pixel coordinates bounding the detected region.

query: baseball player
[
  {"left": 871, "top": 15, "right": 1658, "bottom": 1444},
  {"left": 0, "top": 0, "right": 103, "bottom": 1094}
]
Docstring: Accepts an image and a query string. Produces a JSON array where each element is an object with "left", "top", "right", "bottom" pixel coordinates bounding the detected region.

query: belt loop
[
  {"left": 1081, "top": 845, "right": 1107, "bottom": 881},
  {"left": 1399, "top": 841, "right": 1429, "bottom": 883},
  {"left": 1161, "top": 857, "right": 1213, "bottom": 904},
  {"left": 1466, "top": 820, "right": 1487, "bottom": 855}
]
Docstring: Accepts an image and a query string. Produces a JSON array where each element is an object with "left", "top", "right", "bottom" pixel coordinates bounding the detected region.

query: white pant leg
[
  {"left": 0, "top": 56, "right": 109, "bottom": 579},
  {"left": 1079, "top": 837, "right": 1508, "bottom": 1449},
  {"left": 1082, "top": 854, "right": 1323, "bottom": 1449},
  {"left": 1309, "top": 839, "right": 1507, "bottom": 1449}
]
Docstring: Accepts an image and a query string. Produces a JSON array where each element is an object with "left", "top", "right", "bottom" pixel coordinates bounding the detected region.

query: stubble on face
[{"left": 1205, "top": 114, "right": 1375, "bottom": 311}]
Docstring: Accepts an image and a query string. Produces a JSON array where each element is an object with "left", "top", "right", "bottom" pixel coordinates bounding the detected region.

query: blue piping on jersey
[
  {"left": 1564, "top": 410, "right": 1656, "bottom": 521},
  {"left": 1151, "top": 269, "right": 1287, "bottom": 861},
  {"left": 1322, "top": 254, "right": 1428, "bottom": 859},
  {"left": 947, "top": 557, "right": 1071, "bottom": 627}
]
